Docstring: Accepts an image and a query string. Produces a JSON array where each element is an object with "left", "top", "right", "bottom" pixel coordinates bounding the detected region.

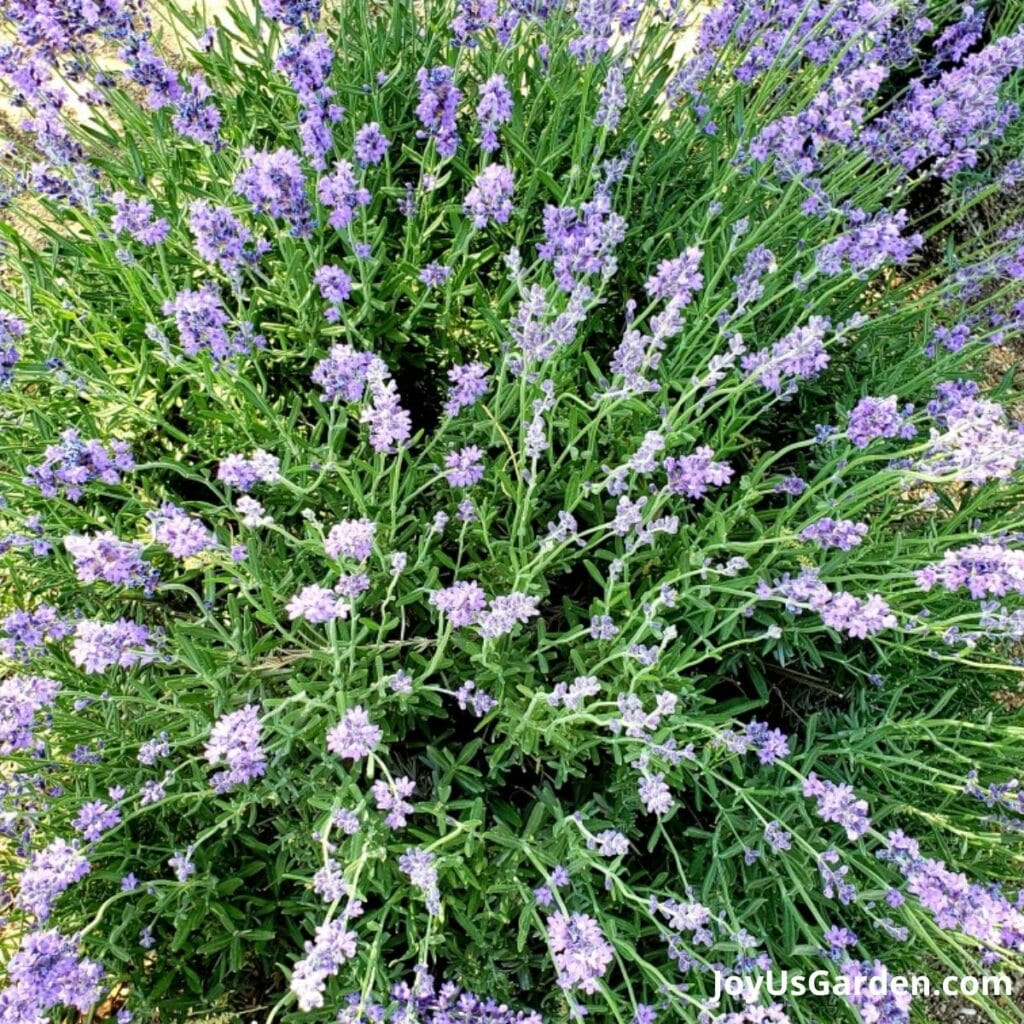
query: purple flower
[
  {"left": 546, "top": 912, "right": 614, "bottom": 993},
  {"left": 638, "top": 772, "right": 673, "bottom": 816},
  {"left": 111, "top": 191, "right": 169, "bottom": 245},
  {"left": 287, "top": 585, "right": 350, "bottom": 623},
  {"left": 314, "top": 265, "right": 354, "bottom": 322},
  {"left": 235, "top": 147, "right": 312, "bottom": 236},
  {"left": 817, "top": 208, "right": 923, "bottom": 276},
  {"left": 169, "top": 849, "right": 196, "bottom": 882},
  {"left": 73, "top": 800, "right": 121, "bottom": 841},
  {"left": 5, "top": 929, "right": 103, "bottom": 1018},
  {"left": 478, "top": 592, "right": 540, "bottom": 639},
  {"left": 312, "top": 343, "right": 378, "bottom": 402},
  {"left": 325, "top": 518, "right": 376, "bottom": 561},
  {"left": 595, "top": 64, "right": 627, "bottom": 131},
  {"left": 172, "top": 73, "right": 222, "bottom": 148},
  {"left": 538, "top": 185, "right": 626, "bottom": 292},
  {"left": 444, "top": 445, "right": 485, "bottom": 487},
  {"left": 764, "top": 820, "right": 792, "bottom": 853},
  {"left": 454, "top": 679, "right": 498, "bottom": 716},
  {"left": 464, "top": 164, "right": 514, "bottom": 228},
  {"left": 24, "top": 429, "right": 134, "bottom": 502},
  {"left": 1, "top": 605, "right": 71, "bottom": 660},
  {"left": 290, "top": 914, "right": 360, "bottom": 1011},
  {"left": 644, "top": 247, "right": 703, "bottom": 306},
  {"left": 399, "top": 848, "right": 440, "bottom": 915},
  {"left": 163, "top": 283, "right": 262, "bottom": 362},
  {"left": 261, "top": 0, "right": 320, "bottom": 27},
  {"left": 138, "top": 732, "right": 170, "bottom": 765},
  {"left": 803, "top": 772, "right": 871, "bottom": 841},
  {"left": 916, "top": 543, "right": 1024, "bottom": 599},
  {"left": 800, "top": 517, "right": 869, "bottom": 551},
  {"left": 0, "top": 674, "right": 60, "bottom": 753},
  {"left": 429, "top": 581, "right": 487, "bottom": 627},
  {"left": 187, "top": 201, "right": 267, "bottom": 280},
  {"left": 419, "top": 261, "right": 453, "bottom": 288},
  {"left": 741, "top": 316, "right": 831, "bottom": 396},
  {"left": 354, "top": 122, "right": 390, "bottom": 165},
  {"left": 663, "top": 446, "right": 733, "bottom": 499},
  {"left": 371, "top": 776, "right": 416, "bottom": 828},
  {"left": 217, "top": 450, "right": 281, "bottom": 491},
  {"left": 205, "top": 704, "right": 267, "bottom": 793},
  {"left": 920, "top": 389, "right": 1024, "bottom": 484},
  {"left": 592, "top": 829, "right": 629, "bottom": 857},
  {"left": 64, "top": 532, "right": 158, "bottom": 590},
  {"left": 864, "top": 29, "right": 1024, "bottom": 180},
  {"left": 149, "top": 502, "right": 216, "bottom": 557},
  {"left": 70, "top": 618, "right": 160, "bottom": 674},
  {"left": 0, "top": 310, "right": 24, "bottom": 387},
  {"left": 443, "top": 362, "right": 488, "bottom": 416},
  {"left": 16, "top": 839, "right": 90, "bottom": 920},
  {"left": 476, "top": 74, "right": 512, "bottom": 152},
  {"left": 847, "top": 395, "right": 916, "bottom": 448},
  {"left": 416, "top": 67, "right": 462, "bottom": 157},
  {"left": 121, "top": 37, "right": 182, "bottom": 109},
  {"left": 327, "top": 705, "right": 382, "bottom": 760},
  {"left": 318, "top": 159, "right": 371, "bottom": 230}
]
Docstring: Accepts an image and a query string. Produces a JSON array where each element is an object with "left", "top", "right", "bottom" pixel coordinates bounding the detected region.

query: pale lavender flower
[
  {"left": 429, "top": 581, "right": 488, "bottom": 627},
  {"left": 204, "top": 704, "right": 267, "bottom": 792},
  {"left": 16, "top": 839, "right": 90, "bottom": 919},
  {"left": 546, "top": 912, "right": 614, "bottom": 993},
  {"left": 638, "top": 772, "right": 673, "bottom": 815},
  {"left": 287, "top": 585, "right": 351, "bottom": 623},
  {"left": 416, "top": 67, "right": 461, "bottom": 157},
  {"left": 325, "top": 518, "right": 376, "bottom": 561},
  {"left": 476, "top": 74, "right": 512, "bottom": 152},
  {"left": 371, "top": 776, "right": 416, "bottom": 828},
  {"left": 73, "top": 800, "right": 120, "bottom": 841},
  {"left": 399, "top": 848, "right": 440, "bottom": 915},
  {"left": 0, "top": 675, "right": 61, "bottom": 753},
  {"left": 444, "top": 445, "right": 485, "bottom": 486},
  {"left": 314, "top": 265, "right": 354, "bottom": 322},
  {"left": 318, "top": 160, "right": 371, "bottom": 230},
  {"left": 149, "top": 503, "right": 216, "bottom": 557},
  {"left": 420, "top": 261, "right": 453, "bottom": 288},
  {"left": 64, "top": 532, "right": 157, "bottom": 590},
  {"left": 803, "top": 773, "right": 871, "bottom": 841},
  {"left": 70, "top": 618, "right": 160, "bottom": 674},
  {"left": 217, "top": 450, "right": 281, "bottom": 491},
  {"left": 800, "top": 517, "right": 869, "bottom": 551},
  {"left": 478, "top": 592, "right": 540, "bottom": 639},
  {"left": 111, "top": 191, "right": 169, "bottom": 245},
  {"left": 464, "top": 164, "right": 515, "bottom": 228},
  {"left": 327, "top": 706, "right": 382, "bottom": 760},
  {"left": 354, "top": 122, "right": 390, "bottom": 165},
  {"left": 235, "top": 147, "right": 312, "bottom": 236}
]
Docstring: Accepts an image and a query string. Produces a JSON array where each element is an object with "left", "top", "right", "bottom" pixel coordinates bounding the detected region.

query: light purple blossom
[
  {"left": 800, "top": 517, "right": 869, "bottom": 551},
  {"left": 318, "top": 159, "right": 371, "bottom": 230},
  {"left": 354, "top": 122, "right": 390, "bottom": 165},
  {"left": 546, "top": 912, "right": 614, "bottom": 994},
  {"left": 204, "top": 704, "right": 267, "bottom": 792},
  {"left": 149, "top": 503, "right": 216, "bottom": 557},
  {"left": 464, "top": 164, "right": 515, "bottom": 228},
  {"left": 70, "top": 618, "right": 160, "bottom": 674},
  {"left": 444, "top": 445, "right": 485, "bottom": 486},
  {"left": 327, "top": 705, "right": 382, "bottom": 760},
  {"left": 371, "top": 776, "right": 416, "bottom": 828},
  {"left": 287, "top": 585, "right": 351, "bottom": 623},
  {"left": 325, "top": 518, "right": 376, "bottom": 561}
]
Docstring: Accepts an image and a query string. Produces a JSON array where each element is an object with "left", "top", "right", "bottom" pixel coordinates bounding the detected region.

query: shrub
[{"left": 2, "top": 0, "right": 1024, "bottom": 1022}]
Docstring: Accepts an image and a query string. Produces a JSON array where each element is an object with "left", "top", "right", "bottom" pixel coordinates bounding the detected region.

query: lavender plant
[{"left": 2, "top": 0, "right": 1024, "bottom": 1022}]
